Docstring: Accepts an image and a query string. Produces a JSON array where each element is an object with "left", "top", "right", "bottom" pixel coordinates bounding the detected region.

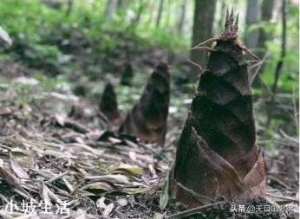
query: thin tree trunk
[
  {"left": 148, "top": 3, "right": 155, "bottom": 27},
  {"left": 165, "top": 0, "right": 171, "bottom": 30},
  {"left": 127, "top": 1, "right": 146, "bottom": 31},
  {"left": 104, "top": 0, "right": 117, "bottom": 23},
  {"left": 65, "top": 0, "right": 73, "bottom": 16},
  {"left": 177, "top": 2, "right": 186, "bottom": 35},
  {"left": 117, "top": 0, "right": 127, "bottom": 9},
  {"left": 244, "top": 0, "right": 260, "bottom": 50},
  {"left": 266, "top": 0, "right": 287, "bottom": 128},
  {"left": 156, "top": 0, "right": 164, "bottom": 28},
  {"left": 190, "top": 0, "right": 216, "bottom": 75},
  {"left": 135, "top": 1, "right": 146, "bottom": 25},
  {"left": 257, "top": 0, "right": 275, "bottom": 57},
  {"left": 217, "top": 0, "right": 227, "bottom": 33},
  {"left": 252, "top": 0, "right": 275, "bottom": 87}
]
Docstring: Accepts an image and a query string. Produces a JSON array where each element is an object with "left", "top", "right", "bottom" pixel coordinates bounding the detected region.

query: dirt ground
[{"left": 0, "top": 47, "right": 298, "bottom": 219}]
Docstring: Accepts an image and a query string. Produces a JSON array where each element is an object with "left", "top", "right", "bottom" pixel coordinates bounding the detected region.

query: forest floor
[{"left": 0, "top": 33, "right": 298, "bottom": 218}]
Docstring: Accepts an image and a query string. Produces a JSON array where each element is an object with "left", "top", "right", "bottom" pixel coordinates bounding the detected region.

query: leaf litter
[{"left": 0, "top": 77, "right": 298, "bottom": 219}]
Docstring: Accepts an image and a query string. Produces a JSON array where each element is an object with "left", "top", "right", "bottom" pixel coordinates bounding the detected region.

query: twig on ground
[
  {"left": 266, "top": 192, "right": 299, "bottom": 203},
  {"left": 46, "top": 171, "right": 69, "bottom": 184},
  {"left": 268, "top": 175, "right": 292, "bottom": 189},
  {"left": 279, "top": 130, "right": 299, "bottom": 145},
  {"left": 63, "top": 118, "right": 91, "bottom": 134},
  {"left": 166, "top": 201, "right": 226, "bottom": 219},
  {"left": 124, "top": 139, "right": 170, "bottom": 164}
]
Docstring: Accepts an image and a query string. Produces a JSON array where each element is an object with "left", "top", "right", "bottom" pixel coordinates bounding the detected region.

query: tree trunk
[
  {"left": 127, "top": 1, "right": 146, "bottom": 30},
  {"left": 148, "top": 3, "right": 155, "bottom": 27},
  {"left": 177, "top": 2, "right": 186, "bottom": 35},
  {"left": 217, "top": 0, "right": 227, "bottom": 32},
  {"left": 252, "top": 0, "right": 275, "bottom": 87},
  {"left": 244, "top": 0, "right": 260, "bottom": 50},
  {"left": 165, "top": 0, "right": 171, "bottom": 30},
  {"left": 65, "top": 0, "right": 73, "bottom": 16},
  {"left": 104, "top": 0, "right": 117, "bottom": 23},
  {"left": 156, "top": 0, "right": 164, "bottom": 28},
  {"left": 257, "top": 0, "right": 275, "bottom": 57},
  {"left": 190, "top": 0, "right": 216, "bottom": 73},
  {"left": 117, "top": 0, "right": 127, "bottom": 9}
]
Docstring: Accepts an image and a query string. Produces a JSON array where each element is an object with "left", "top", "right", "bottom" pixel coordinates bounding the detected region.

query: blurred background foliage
[{"left": 0, "top": 0, "right": 298, "bottom": 145}]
